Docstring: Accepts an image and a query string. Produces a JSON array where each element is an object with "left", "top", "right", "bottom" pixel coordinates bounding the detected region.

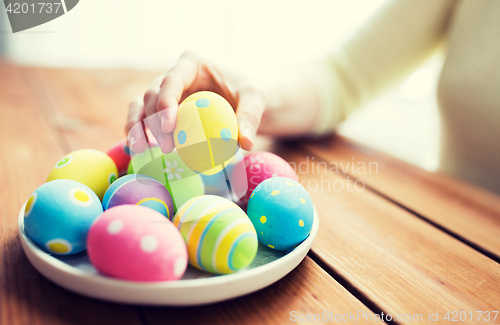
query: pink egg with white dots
[
  {"left": 231, "top": 152, "right": 298, "bottom": 206},
  {"left": 87, "top": 205, "right": 187, "bottom": 282}
]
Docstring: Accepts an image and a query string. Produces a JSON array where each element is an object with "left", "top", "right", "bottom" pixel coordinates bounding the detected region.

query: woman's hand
[{"left": 125, "top": 51, "right": 266, "bottom": 154}]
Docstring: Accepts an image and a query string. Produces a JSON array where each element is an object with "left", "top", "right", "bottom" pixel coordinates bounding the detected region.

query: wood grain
[
  {"left": 304, "top": 136, "right": 500, "bottom": 261},
  {"left": 142, "top": 257, "right": 374, "bottom": 325},
  {"left": 0, "top": 63, "right": 145, "bottom": 325},
  {"left": 18, "top": 67, "right": 158, "bottom": 152},
  {"left": 12, "top": 66, "right": 375, "bottom": 325},
  {"left": 274, "top": 146, "right": 500, "bottom": 324}
]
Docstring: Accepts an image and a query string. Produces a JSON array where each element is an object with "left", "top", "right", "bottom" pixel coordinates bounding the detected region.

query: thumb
[{"left": 235, "top": 88, "right": 266, "bottom": 151}]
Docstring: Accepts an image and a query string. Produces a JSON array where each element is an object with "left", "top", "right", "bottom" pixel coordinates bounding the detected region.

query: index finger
[
  {"left": 156, "top": 52, "right": 200, "bottom": 134},
  {"left": 126, "top": 95, "right": 149, "bottom": 154}
]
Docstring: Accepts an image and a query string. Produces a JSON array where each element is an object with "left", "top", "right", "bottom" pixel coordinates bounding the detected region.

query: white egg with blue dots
[
  {"left": 247, "top": 177, "right": 314, "bottom": 251},
  {"left": 24, "top": 179, "right": 103, "bottom": 255}
]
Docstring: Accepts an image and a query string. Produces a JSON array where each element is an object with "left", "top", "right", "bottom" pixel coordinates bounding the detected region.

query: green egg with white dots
[{"left": 247, "top": 177, "right": 313, "bottom": 251}]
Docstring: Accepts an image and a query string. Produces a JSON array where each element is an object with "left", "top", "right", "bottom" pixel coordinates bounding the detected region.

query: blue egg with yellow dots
[
  {"left": 24, "top": 179, "right": 103, "bottom": 255},
  {"left": 102, "top": 174, "right": 174, "bottom": 219},
  {"left": 247, "top": 177, "right": 313, "bottom": 251}
]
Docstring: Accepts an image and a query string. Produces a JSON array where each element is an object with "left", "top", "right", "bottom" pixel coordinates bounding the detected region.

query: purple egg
[{"left": 102, "top": 174, "right": 174, "bottom": 219}]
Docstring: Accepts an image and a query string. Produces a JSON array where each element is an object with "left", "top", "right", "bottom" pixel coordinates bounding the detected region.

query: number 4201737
[
  {"left": 443, "top": 311, "right": 498, "bottom": 322},
  {"left": 5, "top": 3, "right": 62, "bottom": 14}
]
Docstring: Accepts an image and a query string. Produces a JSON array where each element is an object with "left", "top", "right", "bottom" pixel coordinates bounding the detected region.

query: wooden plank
[
  {"left": 0, "top": 63, "right": 146, "bottom": 325},
  {"left": 24, "top": 67, "right": 375, "bottom": 324},
  {"left": 303, "top": 136, "right": 500, "bottom": 261},
  {"left": 142, "top": 258, "right": 374, "bottom": 325},
  {"left": 272, "top": 145, "right": 500, "bottom": 324},
  {"left": 18, "top": 67, "right": 156, "bottom": 152}
]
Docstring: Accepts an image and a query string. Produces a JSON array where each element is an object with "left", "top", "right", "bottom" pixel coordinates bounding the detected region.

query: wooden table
[{"left": 1, "top": 62, "right": 499, "bottom": 325}]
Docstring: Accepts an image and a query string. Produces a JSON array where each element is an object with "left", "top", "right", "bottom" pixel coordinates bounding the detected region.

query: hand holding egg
[{"left": 125, "top": 52, "right": 266, "bottom": 154}]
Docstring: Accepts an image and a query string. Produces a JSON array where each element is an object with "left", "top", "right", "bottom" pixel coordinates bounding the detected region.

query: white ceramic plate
[{"left": 18, "top": 203, "right": 319, "bottom": 306}]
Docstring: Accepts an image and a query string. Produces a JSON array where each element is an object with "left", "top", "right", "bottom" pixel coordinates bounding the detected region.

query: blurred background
[{"left": 0, "top": 0, "right": 442, "bottom": 170}]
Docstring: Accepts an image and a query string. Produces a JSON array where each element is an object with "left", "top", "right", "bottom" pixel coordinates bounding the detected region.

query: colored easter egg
[
  {"left": 127, "top": 147, "right": 165, "bottom": 180},
  {"left": 87, "top": 205, "right": 187, "bottom": 281},
  {"left": 102, "top": 174, "right": 174, "bottom": 219},
  {"left": 107, "top": 139, "right": 132, "bottom": 176},
  {"left": 173, "top": 195, "right": 258, "bottom": 274},
  {"left": 231, "top": 152, "right": 298, "bottom": 206},
  {"left": 173, "top": 91, "right": 238, "bottom": 176},
  {"left": 128, "top": 147, "right": 204, "bottom": 211},
  {"left": 247, "top": 177, "right": 313, "bottom": 251},
  {"left": 47, "top": 149, "right": 118, "bottom": 201},
  {"left": 24, "top": 179, "right": 103, "bottom": 255},
  {"left": 200, "top": 153, "right": 243, "bottom": 199}
]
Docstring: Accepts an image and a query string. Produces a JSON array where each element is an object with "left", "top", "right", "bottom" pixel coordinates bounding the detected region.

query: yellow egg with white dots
[{"left": 174, "top": 91, "right": 238, "bottom": 176}]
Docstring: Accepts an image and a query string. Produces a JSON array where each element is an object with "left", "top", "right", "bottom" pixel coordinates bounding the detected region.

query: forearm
[
  {"left": 258, "top": 0, "right": 456, "bottom": 137},
  {"left": 258, "top": 72, "right": 321, "bottom": 137}
]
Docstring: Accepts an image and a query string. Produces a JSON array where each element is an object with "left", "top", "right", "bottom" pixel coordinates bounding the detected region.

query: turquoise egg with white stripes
[{"left": 172, "top": 195, "right": 258, "bottom": 274}]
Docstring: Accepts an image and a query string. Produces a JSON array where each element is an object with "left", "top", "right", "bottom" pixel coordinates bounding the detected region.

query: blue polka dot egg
[
  {"left": 247, "top": 177, "right": 313, "bottom": 251},
  {"left": 24, "top": 179, "right": 103, "bottom": 255}
]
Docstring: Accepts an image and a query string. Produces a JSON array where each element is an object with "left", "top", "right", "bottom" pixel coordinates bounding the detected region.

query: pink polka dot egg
[
  {"left": 87, "top": 205, "right": 187, "bottom": 282},
  {"left": 231, "top": 152, "right": 298, "bottom": 205}
]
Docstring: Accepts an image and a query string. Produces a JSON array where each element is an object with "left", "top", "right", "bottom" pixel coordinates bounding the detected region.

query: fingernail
[
  {"left": 129, "top": 136, "right": 136, "bottom": 149},
  {"left": 161, "top": 114, "right": 168, "bottom": 128},
  {"left": 160, "top": 140, "right": 171, "bottom": 154},
  {"left": 244, "top": 128, "right": 254, "bottom": 143}
]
